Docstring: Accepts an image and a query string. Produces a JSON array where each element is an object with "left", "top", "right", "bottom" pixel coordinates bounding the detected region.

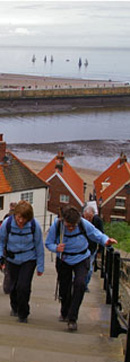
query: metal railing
[{"left": 96, "top": 247, "right": 130, "bottom": 362}]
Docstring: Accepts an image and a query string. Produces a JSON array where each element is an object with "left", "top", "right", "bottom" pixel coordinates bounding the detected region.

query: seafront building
[
  {"left": 38, "top": 151, "right": 86, "bottom": 225},
  {"left": 94, "top": 153, "right": 130, "bottom": 223},
  {"left": 0, "top": 134, "right": 49, "bottom": 230}
]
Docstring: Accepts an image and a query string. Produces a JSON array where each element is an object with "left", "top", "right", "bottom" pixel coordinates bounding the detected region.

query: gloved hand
[{"left": 0, "top": 257, "right": 5, "bottom": 271}]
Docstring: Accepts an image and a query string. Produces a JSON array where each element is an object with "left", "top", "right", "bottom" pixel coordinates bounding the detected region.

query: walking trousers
[
  {"left": 8, "top": 259, "right": 36, "bottom": 319},
  {"left": 56, "top": 256, "right": 90, "bottom": 322}
]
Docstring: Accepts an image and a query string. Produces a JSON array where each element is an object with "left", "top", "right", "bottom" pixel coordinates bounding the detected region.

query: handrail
[{"left": 98, "top": 247, "right": 130, "bottom": 362}]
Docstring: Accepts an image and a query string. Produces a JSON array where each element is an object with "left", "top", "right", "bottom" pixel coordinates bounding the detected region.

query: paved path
[{"left": 0, "top": 250, "right": 124, "bottom": 362}]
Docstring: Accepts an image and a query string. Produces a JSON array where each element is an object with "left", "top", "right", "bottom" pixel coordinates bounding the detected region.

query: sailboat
[
  {"left": 84, "top": 59, "right": 88, "bottom": 67},
  {"left": 44, "top": 56, "right": 47, "bottom": 62},
  {"left": 32, "top": 54, "right": 36, "bottom": 63},
  {"left": 50, "top": 55, "right": 54, "bottom": 62},
  {"left": 78, "top": 57, "right": 82, "bottom": 67}
]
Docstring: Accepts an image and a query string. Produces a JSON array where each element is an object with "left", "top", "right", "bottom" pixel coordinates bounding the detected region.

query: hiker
[
  {"left": 2, "top": 202, "right": 17, "bottom": 294},
  {"left": 3, "top": 202, "right": 17, "bottom": 220},
  {"left": 45, "top": 205, "right": 117, "bottom": 332},
  {"left": 83, "top": 205, "right": 104, "bottom": 292},
  {"left": 0, "top": 200, "right": 44, "bottom": 323}
]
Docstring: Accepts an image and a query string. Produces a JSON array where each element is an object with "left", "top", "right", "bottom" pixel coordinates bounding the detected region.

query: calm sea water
[
  {"left": 0, "top": 45, "right": 130, "bottom": 82},
  {"left": 1, "top": 106, "right": 130, "bottom": 171}
]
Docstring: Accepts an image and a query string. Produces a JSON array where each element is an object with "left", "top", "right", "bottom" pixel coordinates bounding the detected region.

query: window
[
  {"left": 21, "top": 192, "right": 33, "bottom": 204},
  {"left": 60, "top": 194, "right": 69, "bottom": 203},
  {"left": 110, "top": 215, "right": 126, "bottom": 222},
  {"left": 0, "top": 196, "right": 4, "bottom": 210},
  {"left": 115, "top": 197, "right": 125, "bottom": 208}
]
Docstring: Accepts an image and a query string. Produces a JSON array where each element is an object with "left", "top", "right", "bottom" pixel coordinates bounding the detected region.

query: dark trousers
[
  {"left": 8, "top": 260, "right": 36, "bottom": 318},
  {"left": 56, "top": 256, "right": 90, "bottom": 322}
]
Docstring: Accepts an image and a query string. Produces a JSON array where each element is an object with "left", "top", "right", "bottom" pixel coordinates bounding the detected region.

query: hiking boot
[
  {"left": 18, "top": 317, "right": 28, "bottom": 323},
  {"left": 68, "top": 321, "right": 77, "bottom": 331},
  {"left": 85, "top": 286, "right": 90, "bottom": 293},
  {"left": 59, "top": 314, "right": 68, "bottom": 322},
  {"left": 10, "top": 309, "right": 18, "bottom": 317}
]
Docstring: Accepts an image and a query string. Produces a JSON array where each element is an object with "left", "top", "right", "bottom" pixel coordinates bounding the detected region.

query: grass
[{"left": 104, "top": 222, "right": 130, "bottom": 253}]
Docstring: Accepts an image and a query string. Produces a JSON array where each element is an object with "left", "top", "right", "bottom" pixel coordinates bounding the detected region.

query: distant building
[
  {"left": 94, "top": 152, "right": 130, "bottom": 222},
  {"left": 0, "top": 134, "right": 49, "bottom": 230},
  {"left": 38, "top": 151, "right": 86, "bottom": 218}
]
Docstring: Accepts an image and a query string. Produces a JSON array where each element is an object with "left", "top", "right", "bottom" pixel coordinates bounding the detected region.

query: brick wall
[
  {"left": 102, "top": 184, "right": 130, "bottom": 222},
  {"left": 48, "top": 175, "right": 82, "bottom": 215}
]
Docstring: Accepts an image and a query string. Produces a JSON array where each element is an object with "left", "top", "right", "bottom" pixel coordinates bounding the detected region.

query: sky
[{"left": 0, "top": 1, "right": 130, "bottom": 48}]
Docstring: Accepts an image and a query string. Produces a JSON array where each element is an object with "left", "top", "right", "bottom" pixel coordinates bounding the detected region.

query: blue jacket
[
  {"left": 45, "top": 217, "right": 108, "bottom": 265},
  {"left": 0, "top": 216, "right": 44, "bottom": 273}
]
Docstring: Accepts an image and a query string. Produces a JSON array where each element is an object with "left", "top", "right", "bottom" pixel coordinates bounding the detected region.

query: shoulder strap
[
  {"left": 6, "top": 216, "right": 35, "bottom": 234},
  {"left": 80, "top": 218, "right": 97, "bottom": 253},
  {"left": 6, "top": 215, "right": 13, "bottom": 235},
  {"left": 5, "top": 216, "right": 35, "bottom": 246},
  {"left": 78, "top": 218, "right": 88, "bottom": 239},
  {"left": 31, "top": 218, "right": 35, "bottom": 234},
  {"left": 55, "top": 219, "right": 60, "bottom": 243}
]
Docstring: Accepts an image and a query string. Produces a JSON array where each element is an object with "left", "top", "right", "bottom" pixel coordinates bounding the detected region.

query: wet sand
[{"left": 22, "top": 159, "right": 100, "bottom": 201}]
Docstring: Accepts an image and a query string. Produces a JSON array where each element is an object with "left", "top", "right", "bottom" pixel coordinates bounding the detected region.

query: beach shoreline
[{"left": 0, "top": 73, "right": 124, "bottom": 89}]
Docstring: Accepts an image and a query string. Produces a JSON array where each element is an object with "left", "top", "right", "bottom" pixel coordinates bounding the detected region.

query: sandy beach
[
  {"left": 0, "top": 73, "right": 124, "bottom": 90},
  {"left": 22, "top": 159, "right": 100, "bottom": 201}
]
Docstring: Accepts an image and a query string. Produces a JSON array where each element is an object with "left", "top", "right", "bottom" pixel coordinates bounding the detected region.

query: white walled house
[{"left": 0, "top": 134, "right": 49, "bottom": 231}]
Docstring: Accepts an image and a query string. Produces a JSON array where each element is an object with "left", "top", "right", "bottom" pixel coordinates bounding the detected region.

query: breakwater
[
  {"left": 0, "top": 85, "right": 130, "bottom": 99},
  {"left": 0, "top": 86, "right": 130, "bottom": 114}
]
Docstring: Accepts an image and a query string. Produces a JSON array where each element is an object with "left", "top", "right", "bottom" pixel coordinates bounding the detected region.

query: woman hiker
[
  {"left": 45, "top": 205, "right": 118, "bottom": 332},
  {"left": 0, "top": 200, "right": 44, "bottom": 323}
]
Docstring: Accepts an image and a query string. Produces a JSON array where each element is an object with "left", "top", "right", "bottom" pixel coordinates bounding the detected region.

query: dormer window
[{"left": 101, "top": 182, "right": 110, "bottom": 192}]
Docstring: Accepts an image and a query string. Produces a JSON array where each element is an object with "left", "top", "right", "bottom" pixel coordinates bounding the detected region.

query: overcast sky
[{"left": 0, "top": 1, "right": 130, "bottom": 47}]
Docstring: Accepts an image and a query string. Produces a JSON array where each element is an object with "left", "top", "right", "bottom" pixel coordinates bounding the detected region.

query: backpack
[
  {"left": 55, "top": 218, "right": 97, "bottom": 254},
  {"left": 3, "top": 216, "right": 36, "bottom": 294},
  {"left": 4, "top": 215, "right": 36, "bottom": 258},
  {"left": 6, "top": 215, "right": 35, "bottom": 236}
]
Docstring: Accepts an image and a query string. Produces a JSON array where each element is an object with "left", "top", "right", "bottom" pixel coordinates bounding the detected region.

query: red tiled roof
[
  {"left": 94, "top": 158, "right": 130, "bottom": 205},
  {"left": 38, "top": 155, "right": 84, "bottom": 204},
  {"left": 0, "top": 165, "right": 12, "bottom": 193}
]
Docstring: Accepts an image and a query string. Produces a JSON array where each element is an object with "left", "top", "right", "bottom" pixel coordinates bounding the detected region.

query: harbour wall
[
  {"left": 0, "top": 86, "right": 130, "bottom": 114},
  {"left": 0, "top": 85, "right": 130, "bottom": 99}
]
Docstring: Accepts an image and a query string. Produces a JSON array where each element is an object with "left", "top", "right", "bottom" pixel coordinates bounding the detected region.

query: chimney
[
  {"left": 0, "top": 134, "right": 6, "bottom": 163},
  {"left": 120, "top": 152, "right": 127, "bottom": 164},
  {"left": 55, "top": 151, "right": 64, "bottom": 172},
  {"left": 83, "top": 182, "right": 87, "bottom": 197}
]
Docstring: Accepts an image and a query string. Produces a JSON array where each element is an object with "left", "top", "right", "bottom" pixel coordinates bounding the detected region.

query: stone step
[
  {"left": 0, "top": 323, "right": 123, "bottom": 362},
  {"left": 0, "top": 345, "right": 124, "bottom": 362},
  {"left": 0, "top": 251, "right": 124, "bottom": 362}
]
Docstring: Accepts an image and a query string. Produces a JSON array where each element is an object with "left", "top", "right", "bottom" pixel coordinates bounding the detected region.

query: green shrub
[{"left": 104, "top": 222, "right": 130, "bottom": 253}]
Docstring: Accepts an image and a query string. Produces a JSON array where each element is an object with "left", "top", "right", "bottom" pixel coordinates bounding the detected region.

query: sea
[{"left": 0, "top": 1, "right": 130, "bottom": 171}]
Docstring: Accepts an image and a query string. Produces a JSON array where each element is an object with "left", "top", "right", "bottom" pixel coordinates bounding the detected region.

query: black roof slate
[{"left": 2, "top": 151, "right": 48, "bottom": 192}]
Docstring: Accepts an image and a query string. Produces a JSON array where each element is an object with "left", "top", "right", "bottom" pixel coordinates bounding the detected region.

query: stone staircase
[{"left": 0, "top": 250, "right": 124, "bottom": 362}]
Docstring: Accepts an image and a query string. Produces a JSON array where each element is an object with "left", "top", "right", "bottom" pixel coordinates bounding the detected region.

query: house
[
  {"left": 94, "top": 153, "right": 130, "bottom": 222},
  {"left": 0, "top": 134, "right": 49, "bottom": 230},
  {"left": 38, "top": 151, "right": 86, "bottom": 219}
]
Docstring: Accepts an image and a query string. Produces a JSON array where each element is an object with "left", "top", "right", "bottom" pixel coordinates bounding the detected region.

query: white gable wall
[{"left": 0, "top": 188, "right": 48, "bottom": 232}]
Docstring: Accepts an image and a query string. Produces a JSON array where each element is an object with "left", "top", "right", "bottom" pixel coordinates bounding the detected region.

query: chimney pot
[{"left": 0, "top": 134, "right": 6, "bottom": 163}]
